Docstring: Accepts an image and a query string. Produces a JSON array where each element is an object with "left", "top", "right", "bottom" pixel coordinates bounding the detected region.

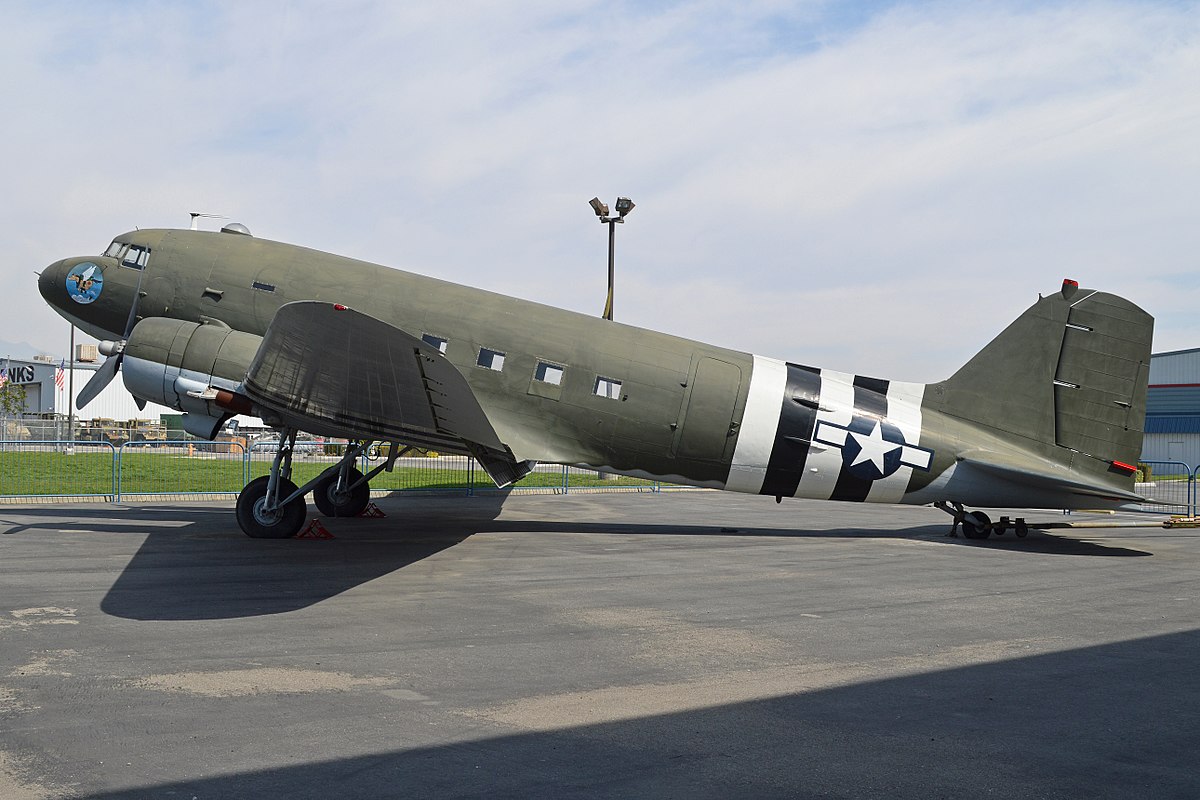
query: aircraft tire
[
  {"left": 961, "top": 511, "right": 991, "bottom": 539},
  {"left": 313, "top": 467, "right": 370, "bottom": 518},
  {"left": 236, "top": 476, "right": 306, "bottom": 538}
]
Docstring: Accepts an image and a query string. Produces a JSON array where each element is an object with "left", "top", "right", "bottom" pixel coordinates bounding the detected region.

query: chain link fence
[
  {"left": 1, "top": 438, "right": 681, "bottom": 501},
  {"left": 3, "top": 428, "right": 1195, "bottom": 515}
]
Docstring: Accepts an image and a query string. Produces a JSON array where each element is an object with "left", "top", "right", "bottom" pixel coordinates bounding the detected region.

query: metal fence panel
[
  {"left": 117, "top": 440, "right": 250, "bottom": 500},
  {"left": 244, "top": 448, "right": 483, "bottom": 495},
  {"left": 1138, "top": 460, "right": 1194, "bottom": 516},
  {"left": 561, "top": 466, "right": 660, "bottom": 493},
  {"left": 0, "top": 440, "right": 117, "bottom": 498},
  {"left": 2, "top": 436, "right": 701, "bottom": 501},
  {"left": 365, "top": 453, "right": 480, "bottom": 495}
]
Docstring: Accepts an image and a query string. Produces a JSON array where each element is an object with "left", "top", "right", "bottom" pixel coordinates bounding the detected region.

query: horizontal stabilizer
[{"left": 957, "top": 450, "right": 1146, "bottom": 504}]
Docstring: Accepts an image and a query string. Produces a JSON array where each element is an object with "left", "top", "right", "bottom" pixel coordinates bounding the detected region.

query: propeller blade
[
  {"left": 76, "top": 356, "right": 120, "bottom": 410},
  {"left": 122, "top": 262, "right": 149, "bottom": 338},
  {"left": 79, "top": 262, "right": 147, "bottom": 410}
]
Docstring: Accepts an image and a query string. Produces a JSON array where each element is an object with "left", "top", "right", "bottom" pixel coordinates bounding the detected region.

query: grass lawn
[{"left": 0, "top": 449, "right": 660, "bottom": 497}]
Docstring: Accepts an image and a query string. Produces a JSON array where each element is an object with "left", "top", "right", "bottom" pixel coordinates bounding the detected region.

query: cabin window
[
  {"left": 477, "top": 347, "right": 505, "bottom": 371},
  {"left": 121, "top": 245, "right": 149, "bottom": 270},
  {"left": 594, "top": 376, "right": 622, "bottom": 399},
  {"left": 534, "top": 362, "right": 564, "bottom": 385},
  {"left": 422, "top": 334, "right": 449, "bottom": 354}
]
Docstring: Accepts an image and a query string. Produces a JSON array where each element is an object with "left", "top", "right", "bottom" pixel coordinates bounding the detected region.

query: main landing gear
[
  {"left": 934, "top": 502, "right": 1029, "bottom": 540},
  {"left": 234, "top": 432, "right": 403, "bottom": 538}
]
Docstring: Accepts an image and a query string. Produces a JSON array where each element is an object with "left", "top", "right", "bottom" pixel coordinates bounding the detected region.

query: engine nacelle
[{"left": 122, "top": 318, "right": 263, "bottom": 439}]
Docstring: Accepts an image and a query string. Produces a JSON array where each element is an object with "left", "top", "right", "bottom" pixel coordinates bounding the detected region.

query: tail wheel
[
  {"left": 313, "top": 467, "right": 370, "bottom": 518},
  {"left": 236, "top": 476, "right": 307, "bottom": 538},
  {"left": 961, "top": 511, "right": 992, "bottom": 539}
]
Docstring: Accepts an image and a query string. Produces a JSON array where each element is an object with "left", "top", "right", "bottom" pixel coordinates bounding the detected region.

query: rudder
[{"left": 927, "top": 282, "right": 1152, "bottom": 470}]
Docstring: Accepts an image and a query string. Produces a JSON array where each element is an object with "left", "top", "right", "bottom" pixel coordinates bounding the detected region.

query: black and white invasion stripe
[{"left": 725, "top": 357, "right": 928, "bottom": 504}]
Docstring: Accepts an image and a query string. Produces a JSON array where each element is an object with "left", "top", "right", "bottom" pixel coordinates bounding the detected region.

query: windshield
[{"left": 102, "top": 240, "right": 150, "bottom": 270}]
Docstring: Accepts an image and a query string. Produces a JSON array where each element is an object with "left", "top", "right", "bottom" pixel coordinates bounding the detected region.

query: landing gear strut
[
  {"left": 934, "top": 502, "right": 1028, "bottom": 541},
  {"left": 234, "top": 435, "right": 400, "bottom": 537},
  {"left": 236, "top": 429, "right": 307, "bottom": 538}
]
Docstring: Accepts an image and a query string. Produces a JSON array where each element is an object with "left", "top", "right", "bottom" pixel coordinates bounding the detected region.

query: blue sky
[{"left": 3, "top": 0, "right": 1198, "bottom": 381}]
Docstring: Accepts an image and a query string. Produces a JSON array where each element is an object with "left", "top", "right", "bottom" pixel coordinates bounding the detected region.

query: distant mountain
[{"left": 0, "top": 337, "right": 57, "bottom": 362}]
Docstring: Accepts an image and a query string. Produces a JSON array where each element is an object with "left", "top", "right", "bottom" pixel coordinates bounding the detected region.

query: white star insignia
[{"left": 848, "top": 421, "right": 900, "bottom": 472}]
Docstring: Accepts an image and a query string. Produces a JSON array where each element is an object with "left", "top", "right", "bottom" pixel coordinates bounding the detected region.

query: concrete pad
[{"left": 0, "top": 493, "right": 1197, "bottom": 798}]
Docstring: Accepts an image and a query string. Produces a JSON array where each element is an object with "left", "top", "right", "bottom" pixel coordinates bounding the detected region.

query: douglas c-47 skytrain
[{"left": 38, "top": 223, "right": 1152, "bottom": 540}]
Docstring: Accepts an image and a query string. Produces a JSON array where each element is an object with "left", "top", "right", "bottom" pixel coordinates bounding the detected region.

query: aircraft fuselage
[{"left": 38, "top": 227, "right": 1151, "bottom": 519}]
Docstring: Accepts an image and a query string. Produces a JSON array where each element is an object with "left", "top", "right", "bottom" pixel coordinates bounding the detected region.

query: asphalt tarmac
[{"left": 1, "top": 491, "right": 1197, "bottom": 799}]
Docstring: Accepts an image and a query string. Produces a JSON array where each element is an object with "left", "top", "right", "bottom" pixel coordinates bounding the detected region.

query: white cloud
[{"left": 1, "top": 1, "right": 1198, "bottom": 380}]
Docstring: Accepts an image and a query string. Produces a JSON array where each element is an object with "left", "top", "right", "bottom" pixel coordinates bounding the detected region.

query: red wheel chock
[
  {"left": 358, "top": 502, "right": 387, "bottom": 518},
  {"left": 295, "top": 519, "right": 335, "bottom": 539}
]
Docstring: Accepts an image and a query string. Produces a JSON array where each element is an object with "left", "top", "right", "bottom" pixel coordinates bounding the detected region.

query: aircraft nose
[
  {"left": 41, "top": 256, "right": 109, "bottom": 309},
  {"left": 38, "top": 259, "right": 67, "bottom": 306}
]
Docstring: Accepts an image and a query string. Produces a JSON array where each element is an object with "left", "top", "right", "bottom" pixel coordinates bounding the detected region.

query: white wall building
[{"left": 1, "top": 356, "right": 261, "bottom": 431}]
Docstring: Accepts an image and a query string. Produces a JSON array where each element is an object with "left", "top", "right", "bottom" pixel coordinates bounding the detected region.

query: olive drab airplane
[{"left": 38, "top": 223, "right": 1153, "bottom": 540}]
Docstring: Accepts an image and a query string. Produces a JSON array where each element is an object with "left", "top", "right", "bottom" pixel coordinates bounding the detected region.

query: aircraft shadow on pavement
[
  {"left": 95, "top": 497, "right": 509, "bottom": 621},
  {"left": 486, "top": 520, "right": 1152, "bottom": 557},
  {"left": 3, "top": 498, "right": 1148, "bottom": 623},
  {"left": 73, "top": 627, "right": 1200, "bottom": 800}
]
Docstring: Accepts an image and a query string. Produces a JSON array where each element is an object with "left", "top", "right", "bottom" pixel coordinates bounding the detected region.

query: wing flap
[{"left": 243, "top": 301, "right": 531, "bottom": 486}]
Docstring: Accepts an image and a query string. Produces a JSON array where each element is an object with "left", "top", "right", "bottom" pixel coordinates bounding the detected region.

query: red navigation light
[
  {"left": 1062, "top": 279, "right": 1079, "bottom": 289},
  {"left": 333, "top": 304, "right": 348, "bottom": 311}
]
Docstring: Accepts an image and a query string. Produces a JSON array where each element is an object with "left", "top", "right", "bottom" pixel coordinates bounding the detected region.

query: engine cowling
[{"left": 121, "top": 318, "right": 263, "bottom": 439}]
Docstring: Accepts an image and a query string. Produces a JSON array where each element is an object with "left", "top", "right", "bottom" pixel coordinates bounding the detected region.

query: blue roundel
[
  {"left": 839, "top": 416, "right": 907, "bottom": 482},
  {"left": 65, "top": 262, "right": 104, "bottom": 305}
]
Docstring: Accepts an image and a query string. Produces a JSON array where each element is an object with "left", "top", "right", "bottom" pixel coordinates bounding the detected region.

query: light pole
[
  {"left": 589, "top": 196, "right": 635, "bottom": 320},
  {"left": 67, "top": 325, "right": 75, "bottom": 453}
]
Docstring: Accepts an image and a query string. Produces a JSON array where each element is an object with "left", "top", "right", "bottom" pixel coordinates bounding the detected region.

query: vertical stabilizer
[{"left": 926, "top": 282, "right": 1152, "bottom": 474}]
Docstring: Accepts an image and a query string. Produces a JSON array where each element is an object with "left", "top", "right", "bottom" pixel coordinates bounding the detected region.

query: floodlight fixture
[{"left": 588, "top": 195, "right": 637, "bottom": 321}]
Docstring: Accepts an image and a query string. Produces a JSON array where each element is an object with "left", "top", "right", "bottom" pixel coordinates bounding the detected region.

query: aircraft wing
[
  {"left": 241, "top": 301, "right": 534, "bottom": 487},
  {"left": 957, "top": 450, "right": 1146, "bottom": 503}
]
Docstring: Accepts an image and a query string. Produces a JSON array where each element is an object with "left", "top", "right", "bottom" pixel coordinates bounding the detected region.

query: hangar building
[
  {"left": 0, "top": 355, "right": 260, "bottom": 438},
  {"left": 1, "top": 356, "right": 156, "bottom": 421},
  {"left": 1141, "top": 348, "right": 1200, "bottom": 468}
]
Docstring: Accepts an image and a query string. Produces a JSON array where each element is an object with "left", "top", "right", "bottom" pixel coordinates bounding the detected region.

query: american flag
[{"left": 55, "top": 359, "right": 66, "bottom": 390}]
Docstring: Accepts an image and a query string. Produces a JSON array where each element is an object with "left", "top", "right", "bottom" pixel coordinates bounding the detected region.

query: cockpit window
[
  {"left": 104, "top": 241, "right": 124, "bottom": 258},
  {"left": 121, "top": 245, "right": 149, "bottom": 270}
]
